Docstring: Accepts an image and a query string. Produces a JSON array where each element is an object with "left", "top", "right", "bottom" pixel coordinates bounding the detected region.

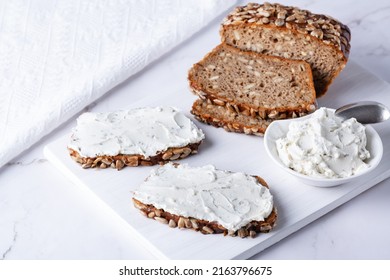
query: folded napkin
[{"left": 0, "top": 0, "right": 237, "bottom": 168}]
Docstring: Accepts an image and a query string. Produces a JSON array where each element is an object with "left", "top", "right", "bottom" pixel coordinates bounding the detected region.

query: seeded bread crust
[
  {"left": 191, "top": 99, "right": 272, "bottom": 136},
  {"left": 220, "top": 2, "right": 351, "bottom": 96},
  {"left": 188, "top": 43, "right": 317, "bottom": 117},
  {"left": 132, "top": 173, "right": 277, "bottom": 238},
  {"left": 68, "top": 142, "right": 201, "bottom": 170}
]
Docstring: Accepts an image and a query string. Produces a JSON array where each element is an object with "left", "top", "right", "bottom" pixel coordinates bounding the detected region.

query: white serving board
[{"left": 44, "top": 61, "right": 390, "bottom": 259}]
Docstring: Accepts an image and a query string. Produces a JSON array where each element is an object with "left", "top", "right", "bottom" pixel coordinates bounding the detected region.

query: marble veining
[
  {"left": 6, "top": 158, "right": 47, "bottom": 167},
  {"left": 347, "top": 5, "right": 390, "bottom": 27},
  {"left": 1, "top": 223, "right": 18, "bottom": 260}
]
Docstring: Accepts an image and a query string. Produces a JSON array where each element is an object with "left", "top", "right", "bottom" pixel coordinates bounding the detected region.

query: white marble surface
[{"left": 1, "top": 0, "right": 390, "bottom": 260}]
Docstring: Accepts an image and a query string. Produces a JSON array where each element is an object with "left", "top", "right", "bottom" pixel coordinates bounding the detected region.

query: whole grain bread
[
  {"left": 220, "top": 2, "right": 351, "bottom": 96},
  {"left": 132, "top": 165, "right": 277, "bottom": 238},
  {"left": 191, "top": 99, "right": 274, "bottom": 136},
  {"left": 133, "top": 197, "right": 277, "bottom": 238},
  {"left": 68, "top": 107, "right": 205, "bottom": 170},
  {"left": 68, "top": 143, "right": 201, "bottom": 170},
  {"left": 188, "top": 43, "right": 317, "bottom": 118}
]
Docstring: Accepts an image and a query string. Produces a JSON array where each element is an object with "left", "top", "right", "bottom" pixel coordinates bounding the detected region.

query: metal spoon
[{"left": 335, "top": 101, "right": 390, "bottom": 124}]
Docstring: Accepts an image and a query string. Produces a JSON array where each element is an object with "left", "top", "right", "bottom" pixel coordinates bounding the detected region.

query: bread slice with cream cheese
[
  {"left": 68, "top": 107, "right": 204, "bottom": 170},
  {"left": 133, "top": 163, "right": 277, "bottom": 238}
]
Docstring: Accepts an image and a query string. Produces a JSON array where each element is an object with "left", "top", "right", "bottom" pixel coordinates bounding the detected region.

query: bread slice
[
  {"left": 191, "top": 99, "right": 273, "bottom": 136},
  {"left": 132, "top": 163, "right": 277, "bottom": 238},
  {"left": 68, "top": 107, "right": 204, "bottom": 170},
  {"left": 188, "top": 43, "right": 317, "bottom": 119},
  {"left": 69, "top": 143, "right": 201, "bottom": 170},
  {"left": 220, "top": 2, "right": 351, "bottom": 97}
]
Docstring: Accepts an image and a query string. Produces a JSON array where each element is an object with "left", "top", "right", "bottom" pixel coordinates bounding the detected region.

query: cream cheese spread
[
  {"left": 133, "top": 163, "right": 274, "bottom": 231},
  {"left": 68, "top": 107, "right": 205, "bottom": 158},
  {"left": 276, "top": 107, "right": 370, "bottom": 179}
]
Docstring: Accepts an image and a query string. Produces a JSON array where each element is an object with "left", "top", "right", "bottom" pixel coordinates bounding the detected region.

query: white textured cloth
[{"left": 0, "top": 0, "right": 236, "bottom": 167}]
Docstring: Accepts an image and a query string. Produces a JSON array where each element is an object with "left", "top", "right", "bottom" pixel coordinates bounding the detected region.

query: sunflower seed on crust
[
  {"left": 190, "top": 219, "right": 199, "bottom": 229},
  {"left": 184, "top": 218, "right": 192, "bottom": 229},
  {"left": 162, "top": 151, "right": 173, "bottom": 160},
  {"left": 178, "top": 217, "right": 186, "bottom": 229},
  {"left": 170, "top": 154, "right": 181, "bottom": 160},
  {"left": 202, "top": 226, "right": 214, "bottom": 234},
  {"left": 173, "top": 148, "right": 185, "bottom": 155},
  {"left": 168, "top": 219, "right": 177, "bottom": 228},
  {"left": 155, "top": 217, "right": 168, "bottom": 224},
  {"left": 101, "top": 159, "right": 112, "bottom": 165},
  {"left": 115, "top": 160, "right": 125, "bottom": 170},
  {"left": 238, "top": 228, "right": 249, "bottom": 238}
]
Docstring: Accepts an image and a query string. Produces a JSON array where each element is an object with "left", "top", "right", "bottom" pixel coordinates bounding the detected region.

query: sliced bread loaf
[
  {"left": 133, "top": 163, "right": 277, "bottom": 238},
  {"left": 220, "top": 2, "right": 351, "bottom": 96},
  {"left": 188, "top": 43, "right": 317, "bottom": 119}
]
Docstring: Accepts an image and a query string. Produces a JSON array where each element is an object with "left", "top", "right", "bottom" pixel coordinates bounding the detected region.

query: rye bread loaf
[
  {"left": 191, "top": 99, "right": 273, "bottom": 136},
  {"left": 188, "top": 43, "right": 317, "bottom": 119},
  {"left": 220, "top": 2, "right": 351, "bottom": 97},
  {"left": 133, "top": 163, "right": 277, "bottom": 238}
]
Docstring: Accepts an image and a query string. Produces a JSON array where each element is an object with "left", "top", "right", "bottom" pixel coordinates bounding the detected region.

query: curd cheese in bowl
[
  {"left": 276, "top": 108, "right": 370, "bottom": 179},
  {"left": 264, "top": 107, "right": 383, "bottom": 187}
]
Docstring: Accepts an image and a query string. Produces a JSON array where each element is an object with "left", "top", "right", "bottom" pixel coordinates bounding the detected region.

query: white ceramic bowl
[{"left": 264, "top": 113, "right": 383, "bottom": 187}]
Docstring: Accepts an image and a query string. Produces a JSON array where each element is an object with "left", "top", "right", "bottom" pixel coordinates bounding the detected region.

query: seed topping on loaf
[{"left": 222, "top": 2, "right": 351, "bottom": 58}]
